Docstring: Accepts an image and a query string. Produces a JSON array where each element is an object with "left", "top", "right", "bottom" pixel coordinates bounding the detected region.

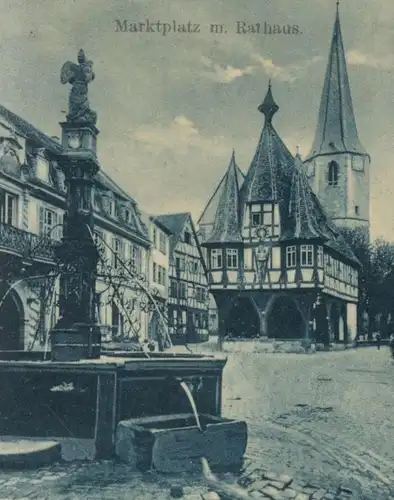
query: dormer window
[
  {"left": 328, "top": 161, "right": 339, "bottom": 186},
  {"left": 184, "top": 231, "right": 191, "bottom": 244},
  {"left": 109, "top": 200, "right": 115, "bottom": 217},
  {"left": 36, "top": 155, "right": 49, "bottom": 182},
  {"left": 252, "top": 212, "right": 261, "bottom": 226},
  {"left": 211, "top": 249, "right": 223, "bottom": 269},
  {"left": 250, "top": 203, "right": 279, "bottom": 236}
]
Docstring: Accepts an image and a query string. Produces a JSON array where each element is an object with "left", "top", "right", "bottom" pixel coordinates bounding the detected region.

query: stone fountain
[{"left": 0, "top": 50, "right": 247, "bottom": 470}]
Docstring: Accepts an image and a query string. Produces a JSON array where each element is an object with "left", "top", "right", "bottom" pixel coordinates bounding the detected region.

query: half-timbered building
[
  {"left": 154, "top": 213, "right": 210, "bottom": 344},
  {"left": 200, "top": 83, "right": 360, "bottom": 344}
]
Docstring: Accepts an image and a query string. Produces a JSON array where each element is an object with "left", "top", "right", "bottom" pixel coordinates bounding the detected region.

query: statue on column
[{"left": 61, "top": 49, "right": 97, "bottom": 124}]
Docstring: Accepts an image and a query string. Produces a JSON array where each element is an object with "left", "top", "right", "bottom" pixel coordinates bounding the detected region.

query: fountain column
[{"left": 50, "top": 49, "right": 101, "bottom": 361}]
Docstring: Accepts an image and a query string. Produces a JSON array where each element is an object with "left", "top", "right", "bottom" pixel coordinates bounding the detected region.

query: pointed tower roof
[
  {"left": 281, "top": 155, "right": 360, "bottom": 265},
  {"left": 240, "top": 82, "right": 294, "bottom": 207},
  {"left": 204, "top": 151, "right": 242, "bottom": 244},
  {"left": 282, "top": 155, "right": 330, "bottom": 241},
  {"left": 305, "top": 3, "right": 368, "bottom": 161},
  {"left": 198, "top": 152, "right": 244, "bottom": 228}
]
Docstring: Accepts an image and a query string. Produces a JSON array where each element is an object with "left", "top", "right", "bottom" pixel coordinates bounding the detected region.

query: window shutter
[
  {"left": 57, "top": 212, "right": 63, "bottom": 240},
  {"left": 38, "top": 206, "right": 44, "bottom": 236}
]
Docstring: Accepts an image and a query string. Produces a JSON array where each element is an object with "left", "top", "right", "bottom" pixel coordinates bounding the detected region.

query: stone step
[{"left": 0, "top": 439, "right": 61, "bottom": 469}]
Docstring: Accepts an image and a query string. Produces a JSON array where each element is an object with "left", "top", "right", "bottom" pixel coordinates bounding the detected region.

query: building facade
[
  {"left": 140, "top": 212, "right": 172, "bottom": 343},
  {"left": 199, "top": 81, "right": 360, "bottom": 344},
  {"left": 303, "top": 5, "right": 370, "bottom": 238},
  {"left": 0, "top": 105, "right": 153, "bottom": 351},
  {"left": 155, "top": 213, "right": 210, "bottom": 344}
]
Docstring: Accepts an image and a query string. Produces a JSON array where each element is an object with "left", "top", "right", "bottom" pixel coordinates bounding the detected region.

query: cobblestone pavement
[
  {"left": 0, "top": 347, "right": 393, "bottom": 499},
  {"left": 222, "top": 347, "right": 394, "bottom": 499}
]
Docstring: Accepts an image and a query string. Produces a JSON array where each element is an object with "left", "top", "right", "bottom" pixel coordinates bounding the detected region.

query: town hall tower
[{"left": 303, "top": 4, "right": 370, "bottom": 239}]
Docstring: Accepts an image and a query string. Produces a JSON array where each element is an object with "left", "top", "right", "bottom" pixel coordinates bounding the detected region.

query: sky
[{"left": 1, "top": 0, "right": 394, "bottom": 241}]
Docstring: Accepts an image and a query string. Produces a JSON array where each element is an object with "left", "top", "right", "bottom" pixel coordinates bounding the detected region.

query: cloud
[
  {"left": 251, "top": 54, "right": 323, "bottom": 83},
  {"left": 347, "top": 50, "right": 394, "bottom": 70},
  {"left": 200, "top": 56, "right": 254, "bottom": 83},
  {"left": 133, "top": 115, "right": 230, "bottom": 156}
]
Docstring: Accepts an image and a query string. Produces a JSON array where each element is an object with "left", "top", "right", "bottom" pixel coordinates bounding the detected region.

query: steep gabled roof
[
  {"left": 198, "top": 154, "right": 244, "bottom": 227},
  {"left": 282, "top": 155, "right": 330, "bottom": 241},
  {"left": 305, "top": 4, "right": 368, "bottom": 161},
  {"left": 155, "top": 212, "right": 208, "bottom": 274},
  {"left": 0, "top": 104, "right": 62, "bottom": 154},
  {"left": 281, "top": 156, "right": 360, "bottom": 265},
  {"left": 239, "top": 83, "right": 294, "bottom": 211},
  {"left": 140, "top": 210, "right": 173, "bottom": 236},
  {"left": 204, "top": 151, "right": 242, "bottom": 244}
]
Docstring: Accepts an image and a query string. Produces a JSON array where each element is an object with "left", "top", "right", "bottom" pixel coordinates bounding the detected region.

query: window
[
  {"left": 153, "top": 262, "right": 157, "bottom": 282},
  {"left": 179, "top": 282, "right": 187, "bottom": 299},
  {"left": 125, "top": 209, "right": 131, "bottom": 223},
  {"left": 195, "top": 286, "right": 205, "bottom": 302},
  {"left": 300, "top": 245, "right": 313, "bottom": 266},
  {"left": 39, "top": 207, "right": 58, "bottom": 237},
  {"left": 250, "top": 203, "right": 279, "bottom": 236},
  {"left": 1, "top": 192, "right": 18, "bottom": 226},
  {"left": 252, "top": 213, "right": 261, "bottom": 226},
  {"left": 286, "top": 246, "right": 296, "bottom": 268},
  {"left": 355, "top": 205, "right": 360, "bottom": 216},
  {"left": 226, "top": 249, "right": 238, "bottom": 269},
  {"left": 112, "top": 237, "right": 124, "bottom": 268},
  {"left": 211, "top": 249, "right": 223, "bottom": 269},
  {"left": 152, "top": 227, "right": 157, "bottom": 247},
  {"left": 129, "top": 244, "right": 141, "bottom": 272},
  {"left": 159, "top": 232, "right": 166, "bottom": 254},
  {"left": 317, "top": 246, "right": 323, "bottom": 267},
  {"left": 184, "top": 231, "right": 191, "bottom": 244},
  {"left": 170, "top": 279, "right": 178, "bottom": 297},
  {"left": 154, "top": 264, "right": 167, "bottom": 286},
  {"left": 175, "top": 256, "right": 185, "bottom": 272},
  {"left": 328, "top": 161, "right": 339, "bottom": 186}
]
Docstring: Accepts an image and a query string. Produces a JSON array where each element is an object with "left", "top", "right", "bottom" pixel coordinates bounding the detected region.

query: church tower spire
[{"left": 303, "top": 3, "right": 370, "bottom": 238}]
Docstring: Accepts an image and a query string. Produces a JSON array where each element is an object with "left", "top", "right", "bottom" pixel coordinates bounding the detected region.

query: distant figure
[
  {"left": 389, "top": 334, "right": 394, "bottom": 359},
  {"left": 375, "top": 332, "right": 381, "bottom": 350}
]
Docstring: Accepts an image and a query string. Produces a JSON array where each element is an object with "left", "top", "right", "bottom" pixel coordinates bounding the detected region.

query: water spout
[{"left": 179, "top": 380, "right": 202, "bottom": 432}]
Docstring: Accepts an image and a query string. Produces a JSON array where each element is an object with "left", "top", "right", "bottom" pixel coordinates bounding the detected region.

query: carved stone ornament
[{"left": 67, "top": 131, "right": 82, "bottom": 149}]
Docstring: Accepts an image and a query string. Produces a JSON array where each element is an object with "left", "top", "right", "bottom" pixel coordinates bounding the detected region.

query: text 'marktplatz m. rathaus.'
[{"left": 0, "top": 4, "right": 368, "bottom": 351}]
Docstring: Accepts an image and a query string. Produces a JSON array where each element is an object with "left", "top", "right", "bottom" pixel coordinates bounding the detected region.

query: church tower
[{"left": 303, "top": 3, "right": 370, "bottom": 238}]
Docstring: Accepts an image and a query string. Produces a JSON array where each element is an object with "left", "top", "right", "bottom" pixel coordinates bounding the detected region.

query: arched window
[{"left": 328, "top": 161, "right": 339, "bottom": 186}]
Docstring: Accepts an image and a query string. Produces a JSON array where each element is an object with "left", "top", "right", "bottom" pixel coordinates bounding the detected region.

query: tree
[{"left": 341, "top": 228, "right": 394, "bottom": 338}]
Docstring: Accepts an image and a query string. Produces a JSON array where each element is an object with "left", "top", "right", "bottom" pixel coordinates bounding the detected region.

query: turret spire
[
  {"left": 205, "top": 152, "right": 242, "bottom": 244},
  {"left": 258, "top": 82, "right": 279, "bottom": 123},
  {"left": 305, "top": 4, "right": 367, "bottom": 161}
]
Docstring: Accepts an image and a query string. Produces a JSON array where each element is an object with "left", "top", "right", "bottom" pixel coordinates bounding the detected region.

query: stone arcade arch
[
  {"left": 225, "top": 297, "right": 260, "bottom": 338},
  {"left": 0, "top": 289, "right": 25, "bottom": 350},
  {"left": 328, "top": 302, "right": 347, "bottom": 342},
  {"left": 266, "top": 295, "right": 305, "bottom": 340}
]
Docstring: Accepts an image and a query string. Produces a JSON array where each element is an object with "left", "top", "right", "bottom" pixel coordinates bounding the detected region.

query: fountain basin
[
  {"left": 115, "top": 413, "right": 248, "bottom": 473},
  {"left": 0, "top": 351, "right": 227, "bottom": 461}
]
